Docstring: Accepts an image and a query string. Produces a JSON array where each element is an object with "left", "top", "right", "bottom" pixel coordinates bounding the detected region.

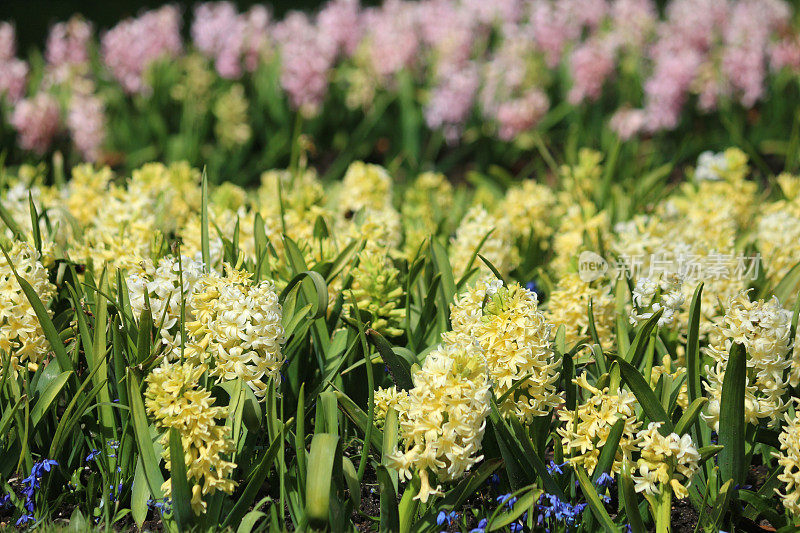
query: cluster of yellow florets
[
  {"left": 127, "top": 255, "right": 205, "bottom": 347},
  {"left": 445, "top": 278, "right": 561, "bottom": 422},
  {"left": 177, "top": 266, "right": 285, "bottom": 399},
  {"left": 545, "top": 273, "right": 615, "bottom": 348},
  {"left": 401, "top": 172, "right": 454, "bottom": 256},
  {"left": 704, "top": 290, "right": 794, "bottom": 431},
  {"left": 632, "top": 422, "right": 700, "bottom": 499},
  {"left": 144, "top": 361, "right": 236, "bottom": 515},
  {"left": 450, "top": 206, "right": 514, "bottom": 278},
  {"left": 776, "top": 410, "right": 800, "bottom": 518},
  {"left": 387, "top": 341, "right": 491, "bottom": 503},
  {"left": 213, "top": 84, "right": 252, "bottom": 149},
  {"left": 557, "top": 374, "right": 641, "bottom": 476},
  {"left": 0, "top": 241, "right": 56, "bottom": 374},
  {"left": 347, "top": 243, "right": 406, "bottom": 337}
]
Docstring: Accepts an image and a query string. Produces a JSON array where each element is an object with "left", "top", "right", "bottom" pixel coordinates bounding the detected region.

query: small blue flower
[
  {"left": 488, "top": 473, "right": 500, "bottom": 486},
  {"left": 596, "top": 472, "right": 614, "bottom": 488},
  {"left": 437, "top": 510, "right": 457, "bottom": 526},
  {"left": 509, "top": 522, "right": 524, "bottom": 533},
  {"left": 86, "top": 449, "right": 101, "bottom": 462},
  {"left": 547, "top": 461, "right": 567, "bottom": 475},
  {"left": 15, "top": 514, "right": 34, "bottom": 526},
  {"left": 497, "top": 493, "right": 517, "bottom": 509},
  {"left": 469, "top": 518, "right": 488, "bottom": 533}
]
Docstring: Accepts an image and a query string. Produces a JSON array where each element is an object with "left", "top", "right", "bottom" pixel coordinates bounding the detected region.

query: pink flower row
[{"left": 2, "top": 0, "right": 800, "bottom": 157}]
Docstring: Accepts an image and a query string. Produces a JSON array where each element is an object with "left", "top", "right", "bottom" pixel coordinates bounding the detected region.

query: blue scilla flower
[
  {"left": 489, "top": 473, "right": 500, "bottom": 486},
  {"left": 537, "top": 493, "right": 587, "bottom": 530},
  {"left": 15, "top": 513, "right": 34, "bottom": 526},
  {"left": 86, "top": 449, "right": 101, "bottom": 462},
  {"left": 437, "top": 510, "right": 457, "bottom": 526},
  {"left": 596, "top": 472, "right": 614, "bottom": 488},
  {"left": 547, "top": 461, "right": 567, "bottom": 475},
  {"left": 469, "top": 518, "right": 488, "bottom": 533},
  {"left": 497, "top": 493, "right": 518, "bottom": 509}
]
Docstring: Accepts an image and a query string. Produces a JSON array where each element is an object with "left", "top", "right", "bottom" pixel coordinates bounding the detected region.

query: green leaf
[
  {"left": 674, "top": 397, "right": 708, "bottom": 436},
  {"left": 592, "top": 418, "right": 624, "bottom": 482},
  {"left": 772, "top": 261, "right": 800, "bottom": 304},
  {"left": 279, "top": 270, "right": 329, "bottom": 320},
  {"left": 169, "top": 428, "right": 194, "bottom": 529},
  {"left": 616, "top": 357, "right": 673, "bottom": 432},
  {"left": 620, "top": 462, "right": 646, "bottom": 533},
  {"left": 136, "top": 307, "right": 152, "bottom": 365},
  {"left": 342, "top": 457, "right": 360, "bottom": 509},
  {"left": 686, "top": 282, "right": 704, "bottom": 407},
  {"left": 305, "top": 433, "right": 339, "bottom": 528},
  {"left": 222, "top": 429, "right": 287, "bottom": 528},
  {"left": 201, "top": 168, "right": 211, "bottom": 271},
  {"left": 368, "top": 329, "right": 413, "bottom": 390},
  {"left": 377, "top": 465, "right": 400, "bottom": 532},
  {"left": 575, "top": 465, "right": 617, "bottom": 532},
  {"left": 30, "top": 370, "right": 71, "bottom": 427},
  {"left": 131, "top": 458, "right": 150, "bottom": 529},
  {"left": 335, "top": 390, "right": 383, "bottom": 453},
  {"left": 127, "top": 371, "right": 164, "bottom": 499},
  {"left": 624, "top": 309, "right": 662, "bottom": 367},
  {"left": 488, "top": 486, "right": 540, "bottom": 531},
  {"left": 718, "top": 342, "right": 746, "bottom": 485}
]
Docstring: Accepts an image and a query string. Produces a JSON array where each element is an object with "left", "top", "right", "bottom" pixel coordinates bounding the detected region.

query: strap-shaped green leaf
[
  {"left": 719, "top": 342, "right": 746, "bottom": 485},
  {"left": 305, "top": 433, "right": 340, "bottom": 528},
  {"left": 575, "top": 465, "right": 617, "bottom": 533},
  {"left": 169, "top": 428, "right": 194, "bottom": 529},
  {"left": 616, "top": 357, "right": 673, "bottom": 433}
]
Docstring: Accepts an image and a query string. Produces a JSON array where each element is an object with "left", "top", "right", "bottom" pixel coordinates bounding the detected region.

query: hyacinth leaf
[
  {"left": 382, "top": 407, "right": 399, "bottom": 490},
  {"left": 686, "top": 282, "right": 703, "bottom": 403},
  {"left": 342, "top": 457, "right": 360, "bottom": 509},
  {"left": 305, "top": 433, "right": 340, "bottom": 528},
  {"left": 770, "top": 261, "right": 800, "bottom": 304},
  {"left": 131, "top": 459, "right": 150, "bottom": 529},
  {"left": 592, "top": 418, "right": 624, "bottom": 483},
  {"left": 718, "top": 342, "right": 746, "bottom": 486},
  {"left": 620, "top": 461, "right": 647, "bottom": 533},
  {"left": 223, "top": 428, "right": 287, "bottom": 528},
  {"left": 410, "top": 459, "right": 502, "bottom": 533},
  {"left": 367, "top": 328, "right": 414, "bottom": 390},
  {"left": 478, "top": 253, "right": 507, "bottom": 286},
  {"left": 126, "top": 370, "right": 164, "bottom": 500},
  {"left": 674, "top": 398, "right": 708, "bottom": 436},
  {"left": 587, "top": 298, "right": 602, "bottom": 348},
  {"left": 0, "top": 394, "right": 23, "bottom": 442},
  {"left": 487, "top": 486, "right": 540, "bottom": 531},
  {"left": 575, "top": 465, "right": 617, "bottom": 533},
  {"left": 30, "top": 370, "right": 71, "bottom": 428},
  {"left": 0, "top": 244, "right": 72, "bottom": 373},
  {"left": 429, "top": 239, "right": 456, "bottom": 324},
  {"left": 335, "top": 391, "right": 383, "bottom": 453},
  {"left": 136, "top": 306, "right": 152, "bottom": 365},
  {"left": 624, "top": 308, "right": 662, "bottom": 368},
  {"left": 738, "top": 490, "right": 784, "bottom": 528},
  {"left": 616, "top": 358, "right": 673, "bottom": 433},
  {"left": 48, "top": 362, "right": 105, "bottom": 459},
  {"left": 200, "top": 167, "right": 210, "bottom": 272},
  {"left": 169, "top": 428, "right": 194, "bottom": 530},
  {"left": 279, "top": 270, "right": 328, "bottom": 320},
  {"left": 410, "top": 273, "right": 441, "bottom": 348},
  {"left": 28, "top": 192, "right": 41, "bottom": 254},
  {"left": 377, "top": 465, "right": 400, "bottom": 533},
  {"left": 789, "top": 294, "right": 800, "bottom": 349}
]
